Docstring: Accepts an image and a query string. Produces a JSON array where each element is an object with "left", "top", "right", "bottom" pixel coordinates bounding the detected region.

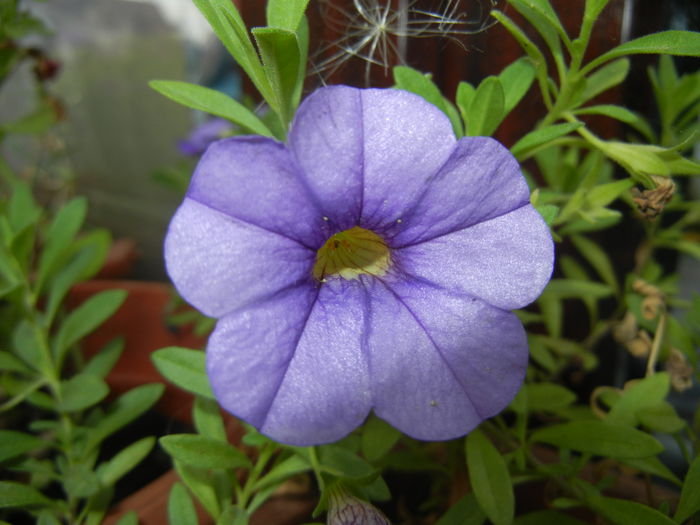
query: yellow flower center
[{"left": 313, "top": 226, "right": 390, "bottom": 281}]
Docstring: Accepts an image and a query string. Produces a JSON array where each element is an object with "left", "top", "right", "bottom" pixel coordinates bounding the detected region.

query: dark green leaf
[
  {"left": 151, "top": 346, "right": 214, "bottom": 399},
  {"left": 580, "top": 59, "right": 629, "bottom": 103},
  {"left": 174, "top": 460, "right": 220, "bottom": 518},
  {"left": 319, "top": 445, "right": 375, "bottom": 479},
  {"left": 114, "top": 512, "right": 138, "bottom": 525},
  {"left": 168, "top": 482, "right": 199, "bottom": 525},
  {"left": 621, "top": 456, "right": 681, "bottom": 486},
  {"left": 531, "top": 421, "right": 663, "bottom": 458},
  {"left": 435, "top": 492, "right": 486, "bottom": 525},
  {"left": 64, "top": 463, "right": 100, "bottom": 498},
  {"left": 193, "top": 396, "right": 227, "bottom": 442},
  {"left": 0, "top": 481, "right": 52, "bottom": 508},
  {"left": 0, "top": 430, "right": 46, "bottom": 462},
  {"left": 637, "top": 402, "right": 685, "bottom": 434},
  {"left": 52, "top": 289, "right": 127, "bottom": 366},
  {"left": 570, "top": 234, "right": 619, "bottom": 293},
  {"left": 0, "top": 350, "right": 33, "bottom": 374},
  {"left": 588, "top": 495, "right": 676, "bottom": 525},
  {"left": 149, "top": 81, "right": 273, "bottom": 137},
  {"left": 674, "top": 455, "right": 700, "bottom": 523},
  {"left": 515, "top": 510, "right": 589, "bottom": 525},
  {"left": 160, "top": 434, "right": 252, "bottom": 470},
  {"left": 608, "top": 372, "right": 670, "bottom": 426},
  {"left": 525, "top": 383, "right": 577, "bottom": 411},
  {"left": 253, "top": 455, "right": 310, "bottom": 492},
  {"left": 82, "top": 339, "right": 124, "bottom": 379},
  {"left": 509, "top": 0, "right": 567, "bottom": 62},
  {"left": 361, "top": 416, "right": 401, "bottom": 462},
  {"left": 58, "top": 373, "right": 109, "bottom": 412},
  {"left": 99, "top": 437, "right": 155, "bottom": 487},
  {"left": 465, "top": 429, "right": 514, "bottom": 525},
  {"left": 544, "top": 279, "right": 613, "bottom": 299}
]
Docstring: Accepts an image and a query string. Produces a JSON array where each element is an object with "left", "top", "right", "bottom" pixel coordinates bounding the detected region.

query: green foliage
[{"left": 151, "top": 346, "right": 214, "bottom": 399}]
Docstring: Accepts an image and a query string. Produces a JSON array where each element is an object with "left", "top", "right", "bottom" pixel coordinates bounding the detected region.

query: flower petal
[
  {"left": 396, "top": 205, "right": 554, "bottom": 310},
  {"left": 187, "top": 135, "right": 327, "bottom": 248},
  {"left": 366, "top": 277, "right": 527, "bottom": 441},
  {"left": 207, "top": 280, "right": 372, "bottom": 446},
  {"left": 389, "top": 137, "right": 530, "bottom": 246},
  {"left": 165, "top": 199, "right": 315, "bottom": 318},
  {"left": 288, "top": 86, "right": 456, "bottom": 231}
]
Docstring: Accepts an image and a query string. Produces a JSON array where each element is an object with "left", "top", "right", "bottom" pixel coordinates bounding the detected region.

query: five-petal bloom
[{"left": 164, "top": 85, "right": 554, "bottom": 446}]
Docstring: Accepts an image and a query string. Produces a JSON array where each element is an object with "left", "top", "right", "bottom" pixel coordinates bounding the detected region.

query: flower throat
[{"left": 313, "top": 226, "right": 390, "bottom": 281}]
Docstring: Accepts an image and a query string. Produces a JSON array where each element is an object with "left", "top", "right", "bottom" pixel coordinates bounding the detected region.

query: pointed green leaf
[
  {"left": 675, "top": 455, "right": 700, "bottom": 523},
  {"left": 193, "top": 396, "right": 227, "bottom": 442},
  {"left": 160, "top": 434, "right": 252, "bottom": 470},
  {"left": 499, "top": 58, "right": 536, "bottom": 113},
  {"left": 99, "top": 437, "right": 156, "bottom": 487},
  {"left": 580, "top": 58, "right": 629, "bottom": 103},
  {"left": 58, "top": 373, "right": 110, "bottom": 412},
  {"left": 570, "top": 234, "right": 619, "bottom": 293},
  {"left": 151, "top": 346, "right": 214, "bottom": 399},
  {"left": 168, "top": 482, "right": 199, "bottom": 525},
  {"left": 608, "top": 372, "right": 670, "bottom": 426},
  {"left": 435, "top": 492, "right": 486, "bottom": 525},
  {"left": 531, "top": 420, "right": 663, "bottom": 458},
  {"left": 0, "top": 430, "right": 46, "bottom": 462},
  {"left": 149, "top": 81, "right": 273, "bottom": 137},
  {"left": 0, "top": 481, "right": 52, "bottom": 508},
  {"left": 82, "top": 338, "right": 124, "bottom": 379},
  {"left": 361, "top": 416, "right": 401, "bottom": 462},
  {"left": 266, "top": 0, "right": 309, "bottom": 31},
  {"left": 466, "top": 76, "right": 505, "bottom": 136},
  {"left": 588, "top": 496, "right": 676, "bottom": 525},
  {"left": 466, "top": 429, "right": 514, "bottom": 525},
  {"left": 525, "top": 383, "right": 577, "bottom": 411},
  {"left": 511, "top": 122, "right": 583, "bottom": 158}
]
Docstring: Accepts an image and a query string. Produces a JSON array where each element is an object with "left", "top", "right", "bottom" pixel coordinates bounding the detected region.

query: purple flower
[
  {"left": 164, "top": 86, "right": 554, "bottom": 446},
  {"left": 178, "top": 117, "right": 233, "bottom": 156}
]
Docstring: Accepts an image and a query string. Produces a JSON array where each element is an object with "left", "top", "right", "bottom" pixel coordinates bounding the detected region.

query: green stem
[
  {"left": 308, "top": 446, "right": 325, "bottom": 492},
  {"left": 237, "top": 442, "right": 276, "bottom": 510}
]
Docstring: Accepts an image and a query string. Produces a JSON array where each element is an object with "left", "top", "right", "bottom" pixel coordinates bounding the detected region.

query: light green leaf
[
  {"left": 499, "top": 58, "right": 536, "bottom": 113},
  {"left": 174, "top": 460, "right": 220, "bottom": 518},
  {"left": 82, "top": 338, "right": 124, "bottom": 379},
  {"left": 52, "top": 289, "right": 127, "bottom": 366},
  {"left": 168, "top": 482, "right": 199, "bottom": 525},
  {"left": 266, "top": 0, "right": 309, "bottom": 31},
  {"left": 466, "top": 429, "right": 513, "bottom": 525},
  {"left": 193, "top": 396, "right": 227, "bottom": 442},
  {"left": 585, "top": 30, "right": 700, "bottom": 75},
  {"left": 580, "top": 58, "right": 629, "bottom": 103},
  {"left": 85, "top": 383, "right": 164, "bottom": 453},
  {"left": 637, "top": 402, "right": 686, "bottom": 434},
  {"left": 252, "top": 27, "right": 301, "bottom": 126},
  {"left": 160, "top": 434, "right": 252, "bottom": 470},
  {"left": 114, "top": 512, "right": 138, "bottom": 525},
  {"left": 0, "top": 430, "right": 46, "bottom": 462},
  {"left": 570, "top": 234, "right": 619, "bottom": 293},
  {"left": 544, "top": 279, "right": 613, "bottom": 299},
  {"left": 585, "top": 178, "right": 635, "bottom": 208},
  {"left": 253, "top": 455, "right": 310, "bottom": 493},
  {"left": 456, "top": 81, "right": 475, "bottom": 126},
  {"left": 608, "top": 372, "right": 670, "bottom": 426},
  {"left": 466, "top": 76, "right": 505, "bottom": 136},
  {"left": 525, "top": 383, "right": 577, "bottom": 411},
  {"left": 0, "top": 349, "right": 34, "bottom": 374},
  {"left": 151, "top": 346, "right": 214, "bottom": 399},
  {"left": 58, "top": 373, "right": 110, "bottom": 412},
  {"left": 535, "top": 204, "right": 559, "bottom": 226},
  {"left": 0, "top": 481, "right": 52, "bottom": 508},
  {"left": 149, "top": 81, "right": 273, "bottom": 137},
  {"left": 511, "top": 122, "right": 583, "bottom": 158},
  {"left": 584, "top": 0, "right": 611, "bottom": 22},
  {"left": 531, "top": 420, "right": 663, "bottom": 458},
  {"left": 361, "top": 416, "right": 401, "bottom": 462},
  {"left": 509, "top": 0, "right": 567, "bottom": 61},
  {"left": 621, "top": 456, "right": 681, "bottom": 486},
  {"left": 319, "top": 445, "right": 375, "bottom": 479},
  {"left": 64, "top": 463, "right": 101, "bottom": 498},
  {"left": 675, "top": 455, "right": 700, "bottom": 523},
  {"left": 99, "top": 437, "right": 156, "bottom": 487},
  {"left": 217, "top": 505, "right": 249, "bottom": 525}
]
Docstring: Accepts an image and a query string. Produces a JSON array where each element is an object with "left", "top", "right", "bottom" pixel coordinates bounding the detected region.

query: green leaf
[
  {"left": 0, "top": 430, "right": 46, "bottom": 462},
  {"left": 37, "top": 512, "right": 62, "bottom": 525},
  {"left": 588, "top": 496, "right": 676, "bottom": 525},
  {"left": 584, "top": 0, "right": 611, "bottom": 22},
  {"left": 64, "top": 463, "right": 101, "bottom": 498},
  {"left": 160, "top": 434, "right": 252, "bottom": 470},
  {"left": 608, "top": 372, "right": 670, "bottom": 426},
  {"left": 52, "top": 289, "right": 127, "bottom": 366},
  {"left": 151, "top": 347, "right": 214, "bottom": 399},
  {"left": 585, "top": 178, "right": 634, "bottom": 208},
  {"left": 637, "top": 402, "right": 685, "bottom": 434},
  {"left": 0, "top": 349, "right": 34, "bottom": 374},
  {"left": 319, "top": 445, "right": 375, "bottom": 479},
  {"left": 544, "top": 279, "right": 613, "bottom": 299},
  {"left": 58, "top": 373, "right": 110, "bottom": 412},
  {"left": 252, "top": 27, "right": 301, "bottom": 126},
  {"left": 12, "top": 320, "right": 44, "bottom": 371},
  {"left": 192, "top": 0, "right": 271, "bottom": 104},
  {"left": 193, "top": 396, "right": 227, "bottom": 442},
  {"left": 393, "top": 66, "right": 463, "bottom": 136},
  {"left": 266, "top": 0, "right": 309, "bottom": 31},
  {"left": 217, "top": 505, "right": 249, "bottom": 525},
  {"left": 36, "top": 197, "right": 87, "bottom": 293},
  {"left": 525, "top": 383, "right": 577, "bottom": 411},
  {"left": 114, "top": 512, "right": 138, "bottom": 525},
  {"left": 174, "top": 460, "right": 220, "bottom": 518},
  {"left": 535, "top": 204, "right": 559, "bottom": 226},
  {"left": 4, "top": 103, "right": 56, "bottom": 134},
  {"left": 570, "top": 235, "right": 619, "bottom": 293},
  {"left": 8, "top": 182, "right": 40, "bottom": 235},
  {"left": 99, "top": 437, "right": 155, "bottom": 487},
  {"left": 621, "top": 456, "right": 681, "bottom": 486},
  {"left": 574, "top": 104, "right": 647, "bottom": 127},
  {"left": 531, "top": 421, "right": 663, "bottom": 458},
  {"left": 499, "top": 58, "right": 536, "bottom": 113},
  {"left": 456, "top": 81, "right": 476, "bottom": 126},
  {"left": 253, "top": 455, "right": 310, "bottom": 492},
  {"left": 82, "top": 338, "right": 124, "bottom": 379},
  {"left": 361, "top": 416, "right": 401, "bottom": 462},
  {"left": 580, "top": 58, "right": 629, "bottom": 103},
  {"left": 675, "top": 455, "right": 700, "bottom": 523},
  {"left": 0, "top": 481, "right": 52, "bottom": 508},
  {"left": 586, "top": 31, "right": 700, "bottom": 73},
  {"left": 466, "top": 76, "right": 505, "bottom": 136},
  {"left": 168, "top": 482, "right": 199, "bottom": 525},
  {"left": 149, "top": 81, "right": 273, "bottom": 137},
  {"left": 509, "top": 0, "right": 567, "bottom": 62},
  {"left": 511, "top": 122, "right": 583, "bottom": 158},
  {"left": 85, "top": 383, "right": 164, "bottom": 453},
  {"left": 466, "top": 429, "right": 513, "bottom": 525},
  {"left": 435, "top": 492, "right": 486, "bottom": 525}
]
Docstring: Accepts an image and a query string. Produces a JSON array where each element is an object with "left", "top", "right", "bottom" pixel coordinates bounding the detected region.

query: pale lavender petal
[
  {"left": 396, "top": 205, "right": 554, "bottom": 310},
  {"left": 388, "top": 137, "right": 530, "bottom": 246},
  {"left": 365, "top": 277, "right": 527, "bottom": 441},
  {"left": 187, "top": 136, "right": 328, "bottom": 248},
  {"left": 164, "top": 199, "right": 315, "bottom": 318},
  {"left": 288, "top": 86, "right": 456, "bottom": 231},
  {"left": 207, "top": 280, "right": 372, "bottom": 446}
]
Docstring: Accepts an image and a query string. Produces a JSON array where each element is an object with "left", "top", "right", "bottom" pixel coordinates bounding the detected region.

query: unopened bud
[{"left": 327, "top": 486, "right": 391, "bottom": 525}]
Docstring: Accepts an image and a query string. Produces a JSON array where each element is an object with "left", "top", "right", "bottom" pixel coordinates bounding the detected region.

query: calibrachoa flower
[{"left": 165, "top": 85, "right": 553, "bottom": 446}]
